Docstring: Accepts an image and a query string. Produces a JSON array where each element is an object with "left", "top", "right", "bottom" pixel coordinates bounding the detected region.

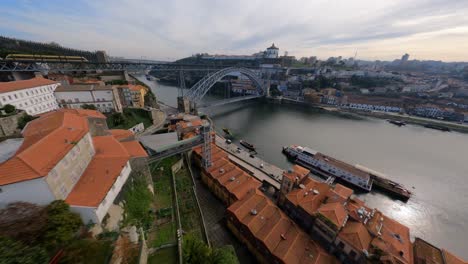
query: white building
[
  {"left": 54, "top": 84, "right": 121, "bottom": 113},
  {"left": 0, "top": 77, "right": 60, "bottom": 115},
  {"left": 265, "top": 43, "right": 279, "bottom": 58},
  {"left": 0, "top": 109, "right": 148, "bottom": 224}
]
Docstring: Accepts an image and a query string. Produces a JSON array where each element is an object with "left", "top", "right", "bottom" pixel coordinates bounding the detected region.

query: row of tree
[{"left": 0, "top": 201, "right": 83, "bottom": 262}]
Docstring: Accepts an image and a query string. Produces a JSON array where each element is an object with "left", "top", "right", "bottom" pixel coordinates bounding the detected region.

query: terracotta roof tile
[
  {"left": 286, "top": 178, "right": 329, "bottom": 215},
  {"left": 0, "top": 110, "right": 89, "bottom": 185},
  {"left": 371, "top": 215, "right": 412, "bottom": 264},
  {"left": 65, "top": 136, "right": 130, "bottom": 207},
  {"left": 443, "top": 249, "right": 467, "bottom": 264},
  {"left": 283, "top": 164, "right": 310, "bottom": 182},
  {"left": 339, "top": 221, "right": 372, "bottom": 251},
  {"left": 227, "top": 190, "right": 337, "bottom": 264},
  {"left": 0, "top": 77, "right": 57, "bottom": 93},
  {"left": 121, "top": 141, "right": 148, "bottom": 158},
  {"left": 110, "top": 129, "right": 134, "bottom": 141},
  {"left": 318, "top": 202, "right": 348, "bottom": 228}
]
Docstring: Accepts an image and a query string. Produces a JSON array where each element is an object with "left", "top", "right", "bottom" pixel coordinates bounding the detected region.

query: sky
[{"left": 1, "top": 0, "right": 468, "bottom": 62}]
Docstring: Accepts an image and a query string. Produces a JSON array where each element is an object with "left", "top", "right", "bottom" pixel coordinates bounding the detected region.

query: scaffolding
[{"left": 200, "top": 123, "right": 212, "bottom": 169}]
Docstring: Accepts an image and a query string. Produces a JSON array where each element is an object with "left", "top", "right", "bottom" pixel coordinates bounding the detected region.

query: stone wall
[
  {"left": 0, "top": 111, "right": 25, "bottom": 137},
  {"left": 151, "top": 109, "right": 165, "bottom": 126}
]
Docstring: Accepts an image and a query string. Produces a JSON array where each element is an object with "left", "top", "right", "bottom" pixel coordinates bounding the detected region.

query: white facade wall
[
  {"left": 45, "top": 133, "right": 95, "bottom": 200},
  {"left": 0, "top": 83, "right": 60, "bottom": 115},
  {"left": 0, "top": 178, "right": 55, "bottom": 208},
  {"left": 55, "top": 90, "right": 117, "bottom": 112},
  {"left": 70, "top": 161, "right": 132, "bottom": 224},
  {"left": 289, "top": 148, "right": 372, "bottom": 191}
]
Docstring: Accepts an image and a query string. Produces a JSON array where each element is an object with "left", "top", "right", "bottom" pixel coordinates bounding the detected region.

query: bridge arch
[{"left": 185, "top": 67, "right": 265, "bottom": 103}]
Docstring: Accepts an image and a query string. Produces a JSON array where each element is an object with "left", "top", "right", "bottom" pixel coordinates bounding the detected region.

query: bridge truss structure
[
  {"left": 0, "top": 60, "right": 230, "bottom": 73},
  {"left": 184, "top": 67, "right": 265, "bottom": 104}
]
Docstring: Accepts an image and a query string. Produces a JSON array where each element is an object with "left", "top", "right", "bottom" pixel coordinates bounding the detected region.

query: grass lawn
[
  {"left": 106, "top": 108, "right": 153, "bottom": 129},
  {"left": 152, "top": 222, "right": 176, "bottom": 248},
  {"left": 58, "top": 239, "right": 113, "bottom": 264},
  {"left": 148, "top": 246, "right": 178, "bottom": 264},
  {"left": 175, "top": 168, "right": 204, "bottom": 241},
  {"left": 121, "top": 176, "right": 154, "bottom": 230}
]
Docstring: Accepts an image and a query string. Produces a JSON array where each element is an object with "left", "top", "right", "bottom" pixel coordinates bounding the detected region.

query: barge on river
[{"left": 282, "top": 145, "right": 411, "bottom": 201}]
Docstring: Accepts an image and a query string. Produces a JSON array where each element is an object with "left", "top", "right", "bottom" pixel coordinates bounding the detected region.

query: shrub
[
  {"left": 3, "top": 104, "right": 16, "bottom": 114},
  {"left": 0, "top": 236, "right": 48, "bottom": 264},
  {"left": 41, "top": 200, "right": 83, "bottom": 252},
  {"left": 17, "top": 114, "right": 37, "bottom": 129},
  {"left": 81, "top": 104, "right": 97, "bottom": 110}
]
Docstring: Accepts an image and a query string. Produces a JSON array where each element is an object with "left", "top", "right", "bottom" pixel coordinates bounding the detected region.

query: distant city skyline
[{"left": 1, "top": 0, "right": 468, "bottom": 62}]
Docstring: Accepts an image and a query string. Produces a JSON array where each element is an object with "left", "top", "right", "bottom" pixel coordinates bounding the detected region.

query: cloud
[{"left": 1, "top": 0, "right": 468, "bottom": 61}]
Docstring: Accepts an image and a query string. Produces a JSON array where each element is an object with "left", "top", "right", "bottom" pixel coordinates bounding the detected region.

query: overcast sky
[{"left": 2, "top": 0, "right": 468, "bottom": 62}]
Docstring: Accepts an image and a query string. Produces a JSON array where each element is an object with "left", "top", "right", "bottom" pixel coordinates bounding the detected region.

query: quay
[{"left": 214, "top": 134, "right": 282, "bottom": 190}]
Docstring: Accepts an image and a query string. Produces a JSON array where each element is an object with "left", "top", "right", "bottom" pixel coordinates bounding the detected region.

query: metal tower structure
[
  {"left": 178, "top": 70, "right": 186, "bottom": 97},
  {"left": 200, "top": 123, "right": 212, "bottom": 169}
]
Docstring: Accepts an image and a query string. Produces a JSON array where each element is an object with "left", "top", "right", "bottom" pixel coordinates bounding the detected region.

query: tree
[
  {"left": 0, "top": 236, "right": 48, "bottom": 264},
  {"left": 111, "top": 112, "right": 126, "bottom": 126},
  {"left": 183, "top": 236, "right": 211, "bottom": 264},
  {"left": 183, "top": 236, "right": 239, "bottom": 264},
  {"left": 41, "top": 200, "right": 82, "bottom": 252},
  {"left": 3, "top": 104, "right": 16, "bottom": 114},
  {"left": 81, "top": 104, "right": 97, "bottom": 110},
  {"left": 211, "top": 245, "right": 239, "bottom": 264},
  {"left": 17, "top": 114, "right": 37, "bottom": 129}
]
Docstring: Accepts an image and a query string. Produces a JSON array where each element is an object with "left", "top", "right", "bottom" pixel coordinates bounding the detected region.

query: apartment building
[
  {"left": 115, "top": 84, "right": 147, "bottom": 108},
  {"left": 54, "top": 84, "right": 122, "bottom": 113},
  {"left": 192, "top": 145, "right": 337, "bottom": 264},
  {"left": 192, "top": 144, "right": 261, "bottom": 206},
  {"left": 0, "top": 77, "right": 60, "bottom": 115},
  {"left": 0, "top": 109, "right": 147, "bottom": 224},
  {"left": 277, "top": 165, "right": 413, "bottom": 264}
]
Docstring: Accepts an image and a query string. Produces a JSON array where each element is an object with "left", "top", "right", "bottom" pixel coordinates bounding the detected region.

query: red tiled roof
[
  {"left": 110, "top": 129, "right": 134, "bottom": 141},
  {"left": 371, "top": 215, "right": 413, "bottom": 264},
  {"left": 283, "top": 164, "right": 310, "bottom": 182},
  {"left": 65, "top": 136, "right": 130, "bottom": 207},
  {"left": 0, "top": 77, "right": 57, "bottom": 93},
  {"left": 443, "top": 249, "right": 467, "bottom": 264},
  {"left": 0, "top": 110, "right": 89, "bottom": 185},
  {"left": 227, "top": 190, "right": 337, "bottom": 264},
  {"left": 121, "top": 141, "right": 148, "bottom": 158},
  {"left": 286, "top": 178, "right": 329, "bottom": 215},
  {"left": 334, "top": 184, "right": 353, "bottom": 200},
  {"left": 317, "top": 202, "right": 348, "bottom": 228},
  {"left": 339, "top": 221, "right": 372, "bottom": 252}
]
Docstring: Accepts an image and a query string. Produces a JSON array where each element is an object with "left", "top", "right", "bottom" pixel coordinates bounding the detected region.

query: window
[
  {"left": 1, "top": 97, "right": 5, "bottom": 102},
  {"left": 49, "top": 169, "right": 58, "bottom": 180},
  {"left": 14, "top": 94, "right": 18, "bottom": 99},
  {"left": 62, "top": 157, "right": 69, "bottom": 167},
  {"left": 60, "top": 185, "right": 67, "bottom": 197},
  {"left": 349, "top": 251, "right": 357, "bottom": 259},
  {"left": 74, "top": 98, "right": 79, "bottom": 103},
  {"left": 8, "top": 95, "right": 12, "bottom": 100},
  {"left": 338, "top": 242, "right": 345, "bottom": 249}
]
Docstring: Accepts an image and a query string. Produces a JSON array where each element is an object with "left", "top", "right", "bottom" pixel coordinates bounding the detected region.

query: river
[{"left": 147, "top": 80, "right": 468, "bottom": 259}]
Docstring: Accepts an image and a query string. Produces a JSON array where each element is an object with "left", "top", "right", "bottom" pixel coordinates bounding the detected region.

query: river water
[{"left": 149, "top": 80, "right": 468, "bottom": 259}]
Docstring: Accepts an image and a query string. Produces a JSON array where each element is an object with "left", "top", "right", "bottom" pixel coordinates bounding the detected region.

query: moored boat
[
  {"left": 388, "top": 120, "right": 406, "bottom": 126},
  {"left": 240, "top": 140, "right": 256, "bottom": 151}
]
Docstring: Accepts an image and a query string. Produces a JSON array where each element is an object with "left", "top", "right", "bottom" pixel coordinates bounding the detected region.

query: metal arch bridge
[{"left": 184, "top": 67, "right": 265, "bottom": 105}]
